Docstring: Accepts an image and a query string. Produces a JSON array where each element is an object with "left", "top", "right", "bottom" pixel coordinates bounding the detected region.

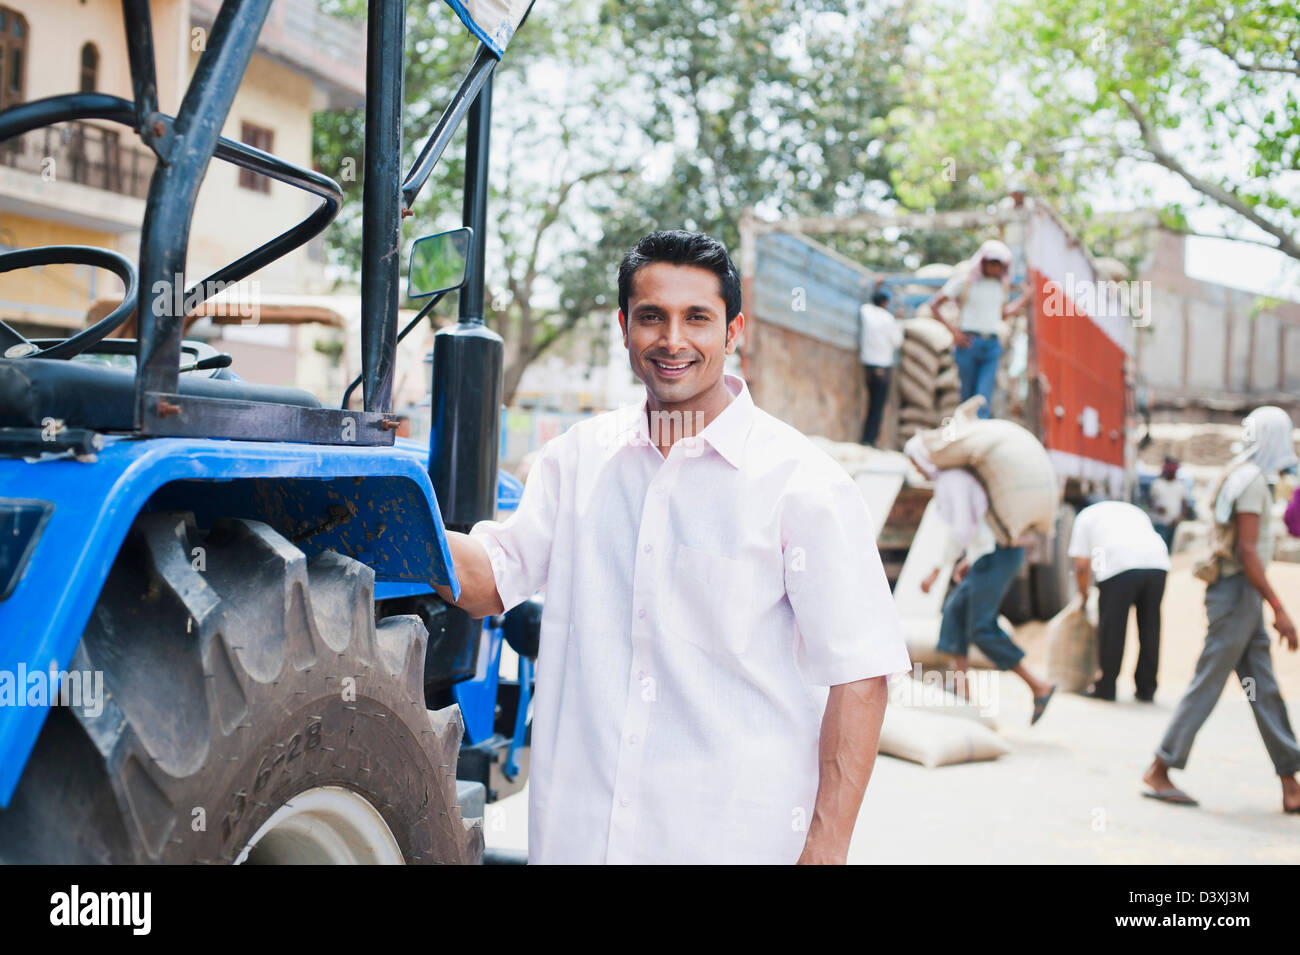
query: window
[
  {"left": 79, "top": 42, "right": 97, "bottom": 93},
  {"left": 238, "top": 121, "right": 274, "bottom": 193},
  {"left": 0, "top": 6, "right": 28, "bottom": 111}
]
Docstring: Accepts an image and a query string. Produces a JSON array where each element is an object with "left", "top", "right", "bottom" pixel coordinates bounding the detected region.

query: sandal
[
  {"left": 1031, "top": 685, "right": 1056, "bottom": 726},
  {"left": 1143, "top": 788, "right": 1198, "bottom": 807}
]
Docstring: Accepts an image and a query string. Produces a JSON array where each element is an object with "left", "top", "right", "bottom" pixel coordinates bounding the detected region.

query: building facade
[{"left": 0, "top": 0, "right": 363, "bottom": 395}]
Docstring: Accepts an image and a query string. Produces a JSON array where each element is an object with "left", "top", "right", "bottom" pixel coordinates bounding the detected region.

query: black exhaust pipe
[{"left": 429, "top": 76, "right": 502, "bottom": 673}]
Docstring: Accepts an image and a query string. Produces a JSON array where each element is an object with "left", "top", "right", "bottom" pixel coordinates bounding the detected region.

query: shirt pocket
[{"left": 670, "top": 544, "right": 755, "bottom": 657}]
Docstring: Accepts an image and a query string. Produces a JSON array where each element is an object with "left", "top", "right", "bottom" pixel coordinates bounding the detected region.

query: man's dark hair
[
  {"left": 871, "top": 289, "right": 891, "bottom": 307},
  {"left": 618, "top": 230, "right": 742, "bottom": 324}
]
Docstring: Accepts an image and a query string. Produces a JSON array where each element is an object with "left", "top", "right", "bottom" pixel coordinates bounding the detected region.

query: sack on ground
[
  {"left": 878, "top": 705, "right": 1010, "bottom": 768},
  {"left": 888, "top": 675, "right": 998, "bottom": 729},
  {"left": 1045, "top": 594, "right": 1097, "bottom": 693}
]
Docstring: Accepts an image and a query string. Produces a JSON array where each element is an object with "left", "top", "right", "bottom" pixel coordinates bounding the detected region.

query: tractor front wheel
[{"left": 0, "top": 512, "right": 481, "bottom": 865}]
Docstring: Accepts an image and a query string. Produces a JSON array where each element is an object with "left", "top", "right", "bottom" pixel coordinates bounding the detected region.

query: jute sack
[
  {"left": 1046, "top": 594, "right": 1097, "bottom": 693},
  {"left": 919, "top": 397, "right": 1059, "bottom": 545},
  {"left": 900, "top": 406, "right": 941, "bottom": 428},
  {"left": 888, "top": 676, "right": 998, "bottom": 729},
  {"left": 878, "top": 706, "right": 1010, "bottom": 768},
  {"left": 898, "top": 374, "right": 933, "bottom": 409},
  {"left": 901, "top": 316, "right": 954, "bottom": 353},
  {"left": 899, "top": 354, "right": 937, "bottom": 392},
  {"left": 934, "top": 364, "right": 960, "bottom": 393},
  {"left": 900, "top": 337, "right": 942, "bottom": 377}
]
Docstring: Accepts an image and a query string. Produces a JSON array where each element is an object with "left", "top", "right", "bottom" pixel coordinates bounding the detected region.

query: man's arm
[
  {"left": 1073, "top": 556, "right": 1091, "bottom": 603},
  {"left": 797, "top": 676, "right": 888, "bottom": 865},
  {"left": 1235, "top": 512, "right": 1297, "bottom": 650},
  {"left": 432, "top": 438, "right": 563, "bottom": 619},
  {"left": 432, "top": 532, "right": 505, "bottom": 618}
]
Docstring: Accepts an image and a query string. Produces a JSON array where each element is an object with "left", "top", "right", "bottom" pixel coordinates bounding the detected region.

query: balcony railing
[{"left": 1, "top": 121, "right": 155, "bottom": 200}]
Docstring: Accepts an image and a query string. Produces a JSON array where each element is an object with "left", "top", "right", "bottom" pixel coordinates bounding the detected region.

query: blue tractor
[{"left": 0, "top": 0, "right": 538, "bottom": 863}]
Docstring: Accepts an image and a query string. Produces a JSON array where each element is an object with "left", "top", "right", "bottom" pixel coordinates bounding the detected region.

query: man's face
[
  {"left": 619, "top": 262, "right": 742, "bottom": 407},
  {"left": 981, "top": 258, "right": 1007, "bottom": 279}
]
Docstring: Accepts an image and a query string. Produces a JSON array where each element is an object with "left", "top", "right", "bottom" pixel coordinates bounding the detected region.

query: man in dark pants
[
  {"left": 1068, "top": 500, "right": 1171, "bottom": 701},
  {"left": 858, "top": 289, "right": 901, "bottom": 446}
]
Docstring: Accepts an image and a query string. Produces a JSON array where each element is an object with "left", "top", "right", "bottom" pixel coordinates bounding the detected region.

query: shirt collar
[{"left": 615, "top": 373, "right": 753, "bottom": 469}]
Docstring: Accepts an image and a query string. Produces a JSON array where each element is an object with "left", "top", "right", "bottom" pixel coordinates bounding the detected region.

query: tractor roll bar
[
  {"left": 400, "top": 43, "right": 498, "bottom": 213},
  {"left": 0, "top": 92, "right": 342, "bottom": 326}
]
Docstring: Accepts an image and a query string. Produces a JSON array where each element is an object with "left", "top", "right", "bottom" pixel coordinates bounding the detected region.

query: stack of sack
[{"left": 895, "top": 315, "right": 962, "bottom": 447}]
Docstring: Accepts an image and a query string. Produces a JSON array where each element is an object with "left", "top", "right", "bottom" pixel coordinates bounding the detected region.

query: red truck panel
[{"left": 1031, "top": 269, "right": 1127, "bottom": 468}]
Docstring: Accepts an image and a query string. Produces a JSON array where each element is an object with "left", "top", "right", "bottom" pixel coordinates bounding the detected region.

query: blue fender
[{"left": 0, "top": 434, "right": 460, "bottom": 807}]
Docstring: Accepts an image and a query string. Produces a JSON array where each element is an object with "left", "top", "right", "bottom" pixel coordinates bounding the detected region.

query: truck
[
  {"left": 0, "top": 0, "right": 537, "bottom": 864},
  {"left": 738, "top": 200, "right": 1140, "bottom": 624}
]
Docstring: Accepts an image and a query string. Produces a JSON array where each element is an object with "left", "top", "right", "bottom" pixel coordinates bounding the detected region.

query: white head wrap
[{"left": 1212, "top": 406, "right": 1298, "bottom": 524}]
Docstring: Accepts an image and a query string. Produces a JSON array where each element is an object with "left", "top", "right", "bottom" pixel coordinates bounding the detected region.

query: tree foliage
[{"left": 882, "top": 0, "right": 1300, "bottom": 262}]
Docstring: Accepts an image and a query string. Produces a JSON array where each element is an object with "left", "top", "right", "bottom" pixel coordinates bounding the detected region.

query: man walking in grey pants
[{"left": 1143, "top": 406, "right": 1300, "bottom": 813}]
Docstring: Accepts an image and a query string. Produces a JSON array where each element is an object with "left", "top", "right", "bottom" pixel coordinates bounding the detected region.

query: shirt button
[
  {"left": 637, "top": 608, "right": 646, "bottom": 619},
  {"left": 620, "top": 797, "right": 631, "bottom": 808},
  {"left": 643, "top": 543, "right": 652, "bottom": 554},
  {"left": 628, "top": 734, "right": 639, "bottom": 746},
  {"left": 637, "top": 670, "right": 647, "bottom": 680}
]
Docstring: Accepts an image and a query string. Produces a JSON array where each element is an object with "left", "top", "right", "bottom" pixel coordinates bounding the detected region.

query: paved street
[{"left": 485, "top": 558, "right": 1300, "bottom": 863}]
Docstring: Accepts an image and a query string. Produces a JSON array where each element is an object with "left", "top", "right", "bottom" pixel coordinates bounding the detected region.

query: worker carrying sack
[{"left": 918, "top": 396, "right": 1059, "bottom": 545}]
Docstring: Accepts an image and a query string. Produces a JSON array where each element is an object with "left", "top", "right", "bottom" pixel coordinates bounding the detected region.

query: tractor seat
[{"left": 0, "top": 357, "right": 322, "bottom": 431}]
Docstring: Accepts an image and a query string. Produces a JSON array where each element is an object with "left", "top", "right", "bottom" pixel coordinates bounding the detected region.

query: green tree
[
  {"left": 314, "top": 1, "right": 928, "bottom": 401},
  {"left": 313, "top": 1, "right": 639, "bottom": 403},
  {"left": 882, "top": 0, "right": 1300, "bottom": 262}
]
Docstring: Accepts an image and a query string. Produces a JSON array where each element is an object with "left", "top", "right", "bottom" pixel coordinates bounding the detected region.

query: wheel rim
[{"left": 235, "top": 786, "right": 405, "bottom": 865}]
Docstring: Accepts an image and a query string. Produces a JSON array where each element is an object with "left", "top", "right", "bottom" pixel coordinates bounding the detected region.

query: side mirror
[{"left": 408, "top": 227, "right": 472, "bottom": 299}]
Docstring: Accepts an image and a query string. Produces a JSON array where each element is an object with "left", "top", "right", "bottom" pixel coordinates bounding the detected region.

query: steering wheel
[{"left": 0, "top": 245, "right": 138, "bottom": 361}]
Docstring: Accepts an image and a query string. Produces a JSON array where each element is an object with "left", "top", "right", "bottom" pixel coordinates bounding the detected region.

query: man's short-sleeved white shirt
[
  {"left": 1068, "top": 500, "right": 1170, "bottom": 582},
  {"left": 859, "top": 303, "right": 902, "bottom": 367},
  {"left": 1148, "top": 477, "right": 1184, "bottom": 525},
  {"left": 469, "top": 374, "right": 910, "bottom": 864},
  {"left": 940, "top": 269, "right": 1006, "bottom": 335}
]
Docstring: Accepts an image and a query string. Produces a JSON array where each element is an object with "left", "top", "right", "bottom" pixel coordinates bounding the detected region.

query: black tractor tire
[
  {"left": 0, "top": 512, "right": 481, "bottom": 865},
  {"left": 1031, "top": 501, "right": 1077, "bottom": 621}
]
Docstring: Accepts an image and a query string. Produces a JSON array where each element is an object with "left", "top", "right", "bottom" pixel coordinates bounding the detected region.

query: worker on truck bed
[
  {"left": 1068, "top": 500, "right": 1170, "bottom": 703},
  {"left": 928, "top": 239, "right": 1031, "bottom": 420},
  {"left": 1143, "top": 406, "right": 1300, "bottom": 812},
  {"left": 905, "top": 435, "right": 1057, "bottom": 725},
  {"left": 858, "top": 287, "right": 902, "bottom": 447},
  {"left": 435, "top": 230, "right": 911, "bottom": 864}
]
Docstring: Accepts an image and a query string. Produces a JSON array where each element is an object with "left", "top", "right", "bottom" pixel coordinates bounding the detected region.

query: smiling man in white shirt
[{"left": 435, "top": 230, "right": 910, "bottom": 864}]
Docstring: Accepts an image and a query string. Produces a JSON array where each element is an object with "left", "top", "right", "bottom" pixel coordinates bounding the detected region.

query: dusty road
[{"left": 484, "top": 556, "right": 1300, "bottom": 863}]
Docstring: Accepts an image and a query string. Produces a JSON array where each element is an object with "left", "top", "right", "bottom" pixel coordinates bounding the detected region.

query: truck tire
[
  {"left": 1031, "top": 502, "right": 1077, "bottom": 621},
  {"left": 0, "top": 512, "right": 481, "bottom": 865}
]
